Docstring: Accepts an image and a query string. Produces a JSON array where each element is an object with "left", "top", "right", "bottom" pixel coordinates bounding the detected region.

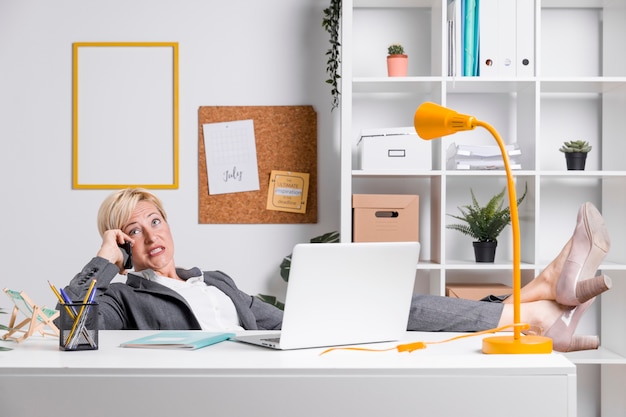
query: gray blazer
[{"left": 59, "top": 256, "right": 283, "bottom": 331}]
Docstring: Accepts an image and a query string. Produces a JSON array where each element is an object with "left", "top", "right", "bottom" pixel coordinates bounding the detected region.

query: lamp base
[{"left": 482, "top": 335, "right": 553, "bottom": 354}]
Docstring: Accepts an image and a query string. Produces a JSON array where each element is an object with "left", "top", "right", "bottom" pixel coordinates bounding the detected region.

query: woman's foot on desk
[
  {"left": 544, "top": 298, "right": 599, "bottom": 352},
  {"left": 556, "top": 202, "right": 611, "bottom": 306}
]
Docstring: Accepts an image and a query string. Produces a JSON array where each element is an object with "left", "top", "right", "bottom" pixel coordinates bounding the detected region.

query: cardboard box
[
  {"left": 446, "top": 283, "right": 512, "bottom": 301},
  {"left": 352, "top": 194, "right": 419, "bottom": 242},
  {"left": 358, "top": 127, "right": 432, "bottom": 171}
]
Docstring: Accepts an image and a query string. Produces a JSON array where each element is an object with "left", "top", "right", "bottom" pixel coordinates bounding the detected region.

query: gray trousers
[{"left": 407, "top": 294, "right": 504, "bottom": 332}]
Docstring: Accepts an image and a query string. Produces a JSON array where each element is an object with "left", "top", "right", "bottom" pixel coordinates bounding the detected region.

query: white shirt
[{"left": 140, "top": 269, "right": 243, "bottom": 332}]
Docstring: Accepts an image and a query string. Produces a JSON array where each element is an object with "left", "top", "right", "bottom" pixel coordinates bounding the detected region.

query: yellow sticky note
[{"left": 266, "top": 170, "right": 310, "bottom": 214}]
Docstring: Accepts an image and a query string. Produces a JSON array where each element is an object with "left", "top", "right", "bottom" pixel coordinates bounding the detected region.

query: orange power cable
[{"left": 320, "top": 323, "right": 531, "bottom": 355}]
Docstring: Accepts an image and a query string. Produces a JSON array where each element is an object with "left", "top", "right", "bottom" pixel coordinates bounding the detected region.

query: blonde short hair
[{"left": 97, "top": 188, "right": 167, "bottom": 236}]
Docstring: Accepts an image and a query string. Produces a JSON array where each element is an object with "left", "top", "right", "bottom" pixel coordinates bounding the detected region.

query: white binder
[
  {"left": 478, "top": 0, "right": 499, "bottom": 77},
  {"left": 516, "top": 0, "right": 535, "bottom": 77},
  {"left": 498, "top": 0, "right": 517, "bottom": 77},
  {"left": 479, "top": 0, "right": 516, "bottom": 78}
]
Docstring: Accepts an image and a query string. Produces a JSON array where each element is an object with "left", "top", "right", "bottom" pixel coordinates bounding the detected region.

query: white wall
[{"left": 0, "top": 0, "right": 340, "bottom": 313}]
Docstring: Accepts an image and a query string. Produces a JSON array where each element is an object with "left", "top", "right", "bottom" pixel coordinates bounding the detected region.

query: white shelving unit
[{"left": 339, "top": 0, "right": 626, "bottom": 415}]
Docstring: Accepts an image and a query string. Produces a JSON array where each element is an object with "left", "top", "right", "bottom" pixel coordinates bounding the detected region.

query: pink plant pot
[{"left": 387, "top": 54, "right": 408, "bottom": 77}]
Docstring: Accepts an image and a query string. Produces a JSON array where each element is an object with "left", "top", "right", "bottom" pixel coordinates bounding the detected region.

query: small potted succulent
[
  {"left": 447, "top": 183, "right": 527, "bottom": 262},
  {"left": 559, "top": 140, "right": 591, "bottom": 170},
  {"left": 387, "top": 44, "right": 408, "bottom": 77}
]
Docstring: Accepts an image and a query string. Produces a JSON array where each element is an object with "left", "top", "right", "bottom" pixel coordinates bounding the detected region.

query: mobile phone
[{"left": 118, "top": 241, "right": 133, "bottom": 270}]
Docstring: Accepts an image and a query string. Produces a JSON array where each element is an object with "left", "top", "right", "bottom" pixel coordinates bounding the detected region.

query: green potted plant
[
  {"left": 447, "top": 183, "right": 527, "bottom": 262},
  {"left": 559, "top": 140, "right": 592, "bottom": 171},
  {"left": 387, "top": 44, "right": 408, "bottom": 77}
]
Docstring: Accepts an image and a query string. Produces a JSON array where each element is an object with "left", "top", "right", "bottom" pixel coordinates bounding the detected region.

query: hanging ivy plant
[{"left": 322, "top": 0, "right": 341, "bottom": 111}]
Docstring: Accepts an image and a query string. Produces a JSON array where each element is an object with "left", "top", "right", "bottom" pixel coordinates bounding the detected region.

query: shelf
[
  {"left": 563, "top": 347, "right": 626, "bottom": 365},
  {"left": 445, "top": 79, "right": 537, "bottom": 94},
  {"left": 443, "top": 261, "right": 536, "bottom": 270},
  {"left": 414, "top": 260, "right": 626, "bottom": 271},
  {"left": 538, "top": 171, "right": 626, "bottom": 177},
  {"left": 353, "top": 170, "right": 626, "bottom": 177},
  {"left": 353, "top": 77, "right": 443, "bottom": 94},
  {"left": 415, "top": 260, "right": 442, "bottom": 270},
  {"left": 342, "top": 1, "right": 626, "bottom": 412},
  {"left": 540, "top": 77, "right": 626, "bottom": 93},
  {"left": 445, "top": 170, "right": 535, "bottom": 176},
  {"left": 354, "top": 0, "right": 436, "bottom": 7},
  {"left": 541, "top": 0, "right": 623, "bottom": 8},
  {"left": 352, "top": 170, "right": 442, "bottom": 178}
]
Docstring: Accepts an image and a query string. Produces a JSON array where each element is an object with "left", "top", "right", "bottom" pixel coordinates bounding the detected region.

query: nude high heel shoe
[
  {"left": 544, "top": 299, "right": 599, "bottom": 352},
  {"left": 556, "top": 202, "right": 611, "bottom": 306}
]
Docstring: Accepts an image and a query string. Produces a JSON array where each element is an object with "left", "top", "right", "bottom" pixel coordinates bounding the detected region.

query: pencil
[{"left": 48, "top": 281, "right": 75, "bottom": 318}]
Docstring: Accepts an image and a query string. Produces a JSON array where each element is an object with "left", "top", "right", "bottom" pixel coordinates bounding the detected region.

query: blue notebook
[
  {"left": 463, "top": 0, "right": 480, "bottom": 76},
  {"left": 120, "top": 331, "right": 235, "bottom": 350}
]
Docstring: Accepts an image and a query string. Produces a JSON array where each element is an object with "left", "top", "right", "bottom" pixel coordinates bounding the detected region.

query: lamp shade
[{"left": 413, "top": 102, "right": 476, "bottom": 139}]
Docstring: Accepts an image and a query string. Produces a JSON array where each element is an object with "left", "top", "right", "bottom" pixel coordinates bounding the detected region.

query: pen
[{"left": 59, "top": 287, "right": 78, "bottom": 315}]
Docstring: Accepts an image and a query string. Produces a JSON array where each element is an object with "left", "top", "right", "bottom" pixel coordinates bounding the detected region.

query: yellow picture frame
[{"left": 72, "top": 42, "right": 179, "bottom": 189}]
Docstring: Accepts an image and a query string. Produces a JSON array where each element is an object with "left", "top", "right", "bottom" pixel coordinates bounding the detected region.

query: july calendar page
[{"left": 202, "top": 119, "right": 260, "bottom": 195}]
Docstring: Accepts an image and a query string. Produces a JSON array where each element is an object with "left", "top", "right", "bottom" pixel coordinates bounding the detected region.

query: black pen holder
[{"left": 59, "top": 302, "right": 99, "bottom": 351}]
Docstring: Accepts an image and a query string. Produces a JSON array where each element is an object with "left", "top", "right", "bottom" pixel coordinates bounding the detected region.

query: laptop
[{"left": 234, "top": 241, "right": 420, "bottom": 350}]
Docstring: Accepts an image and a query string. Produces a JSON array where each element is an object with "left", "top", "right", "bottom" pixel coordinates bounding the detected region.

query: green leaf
[
  {"left": 279, "top": 231, "right": 340, "bottom": 282},
  {"left": 446, "top": 183, "right": 527, "bottom": 242},
  {"left": 255, "top": 294, "right": 285, "bottom": 311},
  {"left": 559, "top": 140, "right": 592, "bottom": 153},
  {"left": 322, "top": 0, "right": 342, "bottom": 111}
]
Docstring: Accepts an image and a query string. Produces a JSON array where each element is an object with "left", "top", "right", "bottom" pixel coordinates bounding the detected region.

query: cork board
[{"left": 198, "top": 106, "right": 317, "bottom": 224}]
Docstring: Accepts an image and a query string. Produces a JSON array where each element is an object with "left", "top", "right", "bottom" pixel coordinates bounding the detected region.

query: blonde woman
[{"left": 59, "top": 188, "right": 611, "bottom": 352}]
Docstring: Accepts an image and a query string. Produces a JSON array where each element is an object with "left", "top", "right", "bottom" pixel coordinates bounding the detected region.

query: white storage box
[{"left": 358, "top": 127, "right": 432, "bottom": 171}]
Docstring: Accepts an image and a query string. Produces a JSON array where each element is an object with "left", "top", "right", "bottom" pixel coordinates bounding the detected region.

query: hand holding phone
[{"left": 118, "top": 241, "right": 133, "bottom": 270}]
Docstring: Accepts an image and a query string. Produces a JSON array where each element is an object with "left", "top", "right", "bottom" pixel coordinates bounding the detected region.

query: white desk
[{"left": 0, "top": 330, "right": 576, "bottom": 417}]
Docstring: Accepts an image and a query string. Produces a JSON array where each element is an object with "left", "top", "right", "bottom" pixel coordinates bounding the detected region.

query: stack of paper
[{"left": 447, "top": 142, "right": 522, "bottom": 170}]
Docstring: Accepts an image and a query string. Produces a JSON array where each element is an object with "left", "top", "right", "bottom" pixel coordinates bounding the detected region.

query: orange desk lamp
[{"left": 413, "top": 102, "right": 553, "bottom": 354}]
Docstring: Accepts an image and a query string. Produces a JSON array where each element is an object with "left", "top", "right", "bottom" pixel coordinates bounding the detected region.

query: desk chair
[{"left": 2, "top": 288, "right": 59, "bottom": 343}]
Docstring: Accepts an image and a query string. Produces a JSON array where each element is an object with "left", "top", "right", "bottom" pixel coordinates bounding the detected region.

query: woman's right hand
[{"left": 97, "top": 229, "right": 134, "bottom": 274}]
